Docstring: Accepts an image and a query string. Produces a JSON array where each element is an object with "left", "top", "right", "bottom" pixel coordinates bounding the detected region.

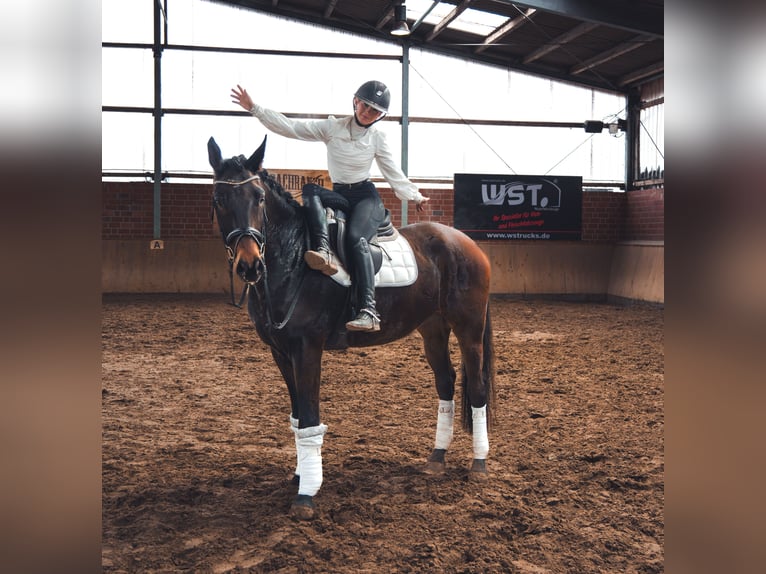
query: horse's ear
[
  {"left": 246, "top": 135, "right": 267, "bottom": 172},
  {"left": 207, "top": 137, "right": 223, "bottom": 170}
]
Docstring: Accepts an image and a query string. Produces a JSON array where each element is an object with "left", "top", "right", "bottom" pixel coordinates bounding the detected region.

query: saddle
[
  {"left": 326, "top": 207, "right": 395, "bottom": 273},
  {"left": 323, "top": 207, "right": 418, "bottom": 288}
]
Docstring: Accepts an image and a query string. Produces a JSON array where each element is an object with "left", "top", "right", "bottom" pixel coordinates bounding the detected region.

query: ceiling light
[
  {"left": 391, "top": 21, "right": 411, "bottom": 36},
  {"left": 391, "top": 3, "right": 410, "bottom": 36}
]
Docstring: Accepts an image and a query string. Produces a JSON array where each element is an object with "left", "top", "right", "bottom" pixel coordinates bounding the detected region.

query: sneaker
[
  {"left": 346, "top": 309, "right": 381, "bottom": 332},
  {"left": 304, "top": 249, "right": 338, "bottom": 275}
]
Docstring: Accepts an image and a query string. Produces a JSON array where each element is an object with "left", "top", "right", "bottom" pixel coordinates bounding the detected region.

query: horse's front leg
[
  {"left": 287, "top": 339, "right": 327, "bottom": 520},
  {"left": 269, "top": 348, "right": 302, "bottom": 485}
]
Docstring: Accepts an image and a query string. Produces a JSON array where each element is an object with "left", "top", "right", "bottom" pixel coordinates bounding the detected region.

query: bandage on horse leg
[
  {"left": 290, "top": 415, "right": 300, "bottom": 484},
  {"left": 292, "top": 424, "right": 328, "bottom": 497},
  {"left": 425, "top": 399, "right": 455, "bottom": 474},
  {"left": 470, "top": 405, "right": 489, "bottom": 476}
]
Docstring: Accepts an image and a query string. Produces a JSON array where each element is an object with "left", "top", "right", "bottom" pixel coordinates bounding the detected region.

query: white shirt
[{"left": 249, "top": 104, "right": 424, "bottom": 203}]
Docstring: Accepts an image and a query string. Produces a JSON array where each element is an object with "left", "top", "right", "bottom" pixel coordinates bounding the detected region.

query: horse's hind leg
[
  {"left": 452, "top": 314, "right": 491, "bottom": 478},
  {"left": 418, "top": 316, "right": 456, "bottom": 475}
]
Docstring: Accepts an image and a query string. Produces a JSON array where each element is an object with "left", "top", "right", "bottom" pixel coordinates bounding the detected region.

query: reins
[{"left": 261, "top": 264, "right": 306, "bottom": 330}]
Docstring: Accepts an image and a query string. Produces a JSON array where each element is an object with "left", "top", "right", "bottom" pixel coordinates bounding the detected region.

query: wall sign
[
  {"left": 268, "top": 169, "right": 331, "bottom": 202},
  {"left": 454, "top": 174, "right": 582, "bottom": 240}
]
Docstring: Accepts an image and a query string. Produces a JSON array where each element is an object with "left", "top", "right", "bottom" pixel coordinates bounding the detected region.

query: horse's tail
[{"left": 462, "top": 303, "right": 496, "bottom": 434}]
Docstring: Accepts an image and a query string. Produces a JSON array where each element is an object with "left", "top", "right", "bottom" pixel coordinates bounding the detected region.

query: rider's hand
[
  {"left": 416, "top": 197, "right": 430, "bottom": 213},
  {"left": 231, "top": 85, "right": 254, "bottom": 111}
]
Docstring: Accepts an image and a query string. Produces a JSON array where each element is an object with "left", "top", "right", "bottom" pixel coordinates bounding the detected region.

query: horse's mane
[
  {"left": 219, "top": 154, "right": 303, "bottom": 213},
  {"left": 259, "top": 169, "right": 303, "bottom": 211},
  {"left": 220, "top": 154, "right": 248, "bottom": 174}
]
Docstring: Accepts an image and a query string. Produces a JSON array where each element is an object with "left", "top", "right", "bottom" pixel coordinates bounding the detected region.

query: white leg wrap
[
  {"left": 471, "top": 405, "right": 489, "bottom": 460},
  {"left": 290, "top": 415, "right": 300, "bottom": 477},
  {"left": 292, "top": 424, "right": 328, "bottom": 497},
  {"left": 434, "top": 399, "right": 455, "bottom": 450}
]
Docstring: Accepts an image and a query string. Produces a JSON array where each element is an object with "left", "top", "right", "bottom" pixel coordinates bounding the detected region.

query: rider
[{"left": 231, "top": 81, "right": 430, "bottom": 332}]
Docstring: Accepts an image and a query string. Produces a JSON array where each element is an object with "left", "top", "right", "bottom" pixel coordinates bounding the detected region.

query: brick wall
[
  {"left": 624, "top": 187, "right": 664, "bottom": 241},
  {"left": 101, "top": 182, "right": 456, "bottom": 240},
  {"left": 581, "top": 191, "right": 625, "bottom": 242},
  {"left": 102, "top": 182, "right": 663, "bottom": 242},
  {"left": 103, "top": 182, "right": 220, "bottom": 240},
  {"left": 377, "top": 187, "right": 454, "bottom": 226},
  {"left": 102, "top": 182, "right": 156, "bottom": 240}
]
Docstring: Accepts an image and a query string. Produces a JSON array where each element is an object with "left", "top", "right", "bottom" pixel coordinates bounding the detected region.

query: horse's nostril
[{"left": 238, "top": 260, "right": 262, "bottom": 283}]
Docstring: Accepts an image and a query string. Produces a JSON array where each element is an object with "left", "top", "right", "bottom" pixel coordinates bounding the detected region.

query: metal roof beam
[
  {"left": 522, "top": 20, "right": 598, "bottom": 64},
  {"left": 375, "top": 4, "right": 395, "bottom": 30},
  {"left": 617, "top": 60, "right": 664, "bottom": 87},
  {"left": 426, "top": 0, "right": 474, "bottom": 42},
  {"left": 474, "top": 8, "right": 536, "bottom": 54},
  {"left": 496, "top": 0, "right": 663, "bottom": 38},
  {"left": 570, "top": 34, "right": 654, "bottom": 75},
  {"left": 323, "top": 0, "right": 339, "bottom": 19},
  {"left": 410, "top": 0, "right": 441, "bottom": 34}
]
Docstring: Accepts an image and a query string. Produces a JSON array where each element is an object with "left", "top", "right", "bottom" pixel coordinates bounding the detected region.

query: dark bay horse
[{"left": 208, "top": 136, "right": 495, "bottom": 520}]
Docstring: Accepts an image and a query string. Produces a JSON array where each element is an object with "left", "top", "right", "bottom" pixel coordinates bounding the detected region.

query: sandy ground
[{"left": 102, "top": 294, "right": 663, "bottom": 573}]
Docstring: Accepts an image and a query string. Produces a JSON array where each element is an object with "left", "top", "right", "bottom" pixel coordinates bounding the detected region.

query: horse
[{"left": 207, "top": 135, "right": 495, "bottom": 520}]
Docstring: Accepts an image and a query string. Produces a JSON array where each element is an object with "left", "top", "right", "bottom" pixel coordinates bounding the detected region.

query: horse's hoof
[
  {"left": 424, "top": 448, "right": 447, "bottom": 474},
  {"left": 469, "top": 459, "right": 489, "bottom": 480},
  {"left": 290, "top": 495, "right": 316, "bottom": 520},
  {"left": 423, "top": 460, "right": 446, "bottom": 475}
]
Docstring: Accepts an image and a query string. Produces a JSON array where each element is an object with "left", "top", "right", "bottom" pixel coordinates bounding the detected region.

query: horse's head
[{"left": 208, "top": 135, "right": 269, "bottom": 285}]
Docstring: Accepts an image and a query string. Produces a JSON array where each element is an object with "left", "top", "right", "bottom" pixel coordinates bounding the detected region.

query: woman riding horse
[
  {"left": 231, "top": 81, "right": 430, "bottom": 332},
  {"left": 208, "top": 136, "right": 494, "bottom": 519}
]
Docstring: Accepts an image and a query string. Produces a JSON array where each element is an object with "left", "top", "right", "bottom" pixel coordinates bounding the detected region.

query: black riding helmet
[{"left": 354, "top": 80, "right": 390, "bottom": 114}]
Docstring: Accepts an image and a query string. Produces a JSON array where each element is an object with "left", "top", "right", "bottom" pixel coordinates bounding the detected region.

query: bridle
[
  {"left": 213, "top": 174, "right": 267, "bottom": 305},
  {"left": 212, "top": 173, "right": 305, "bottom": 329},
  {"left": 224, "top": 227, "right": 266, "bottom": 275}
]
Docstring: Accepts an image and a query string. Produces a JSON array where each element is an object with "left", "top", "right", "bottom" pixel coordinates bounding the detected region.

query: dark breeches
[
  {"left": 302, "top": 182, "right": 385, "bottom": 249},
  {"left": 301, "top": 183, "right": 350, "bottom": 212}
]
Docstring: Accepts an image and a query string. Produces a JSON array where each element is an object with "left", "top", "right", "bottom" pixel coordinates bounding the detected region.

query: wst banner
[{"left": 453, "top": 174, "right": 582, "bottom": 240}]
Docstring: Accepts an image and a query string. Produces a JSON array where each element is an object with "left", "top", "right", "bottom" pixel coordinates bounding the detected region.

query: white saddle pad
[{"left": 329, "top": 233, "right": 418, "bottom": 288}]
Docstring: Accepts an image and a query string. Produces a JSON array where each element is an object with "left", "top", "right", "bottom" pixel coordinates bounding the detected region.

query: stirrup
[
  {"left": 346, "top": 308, "right": 381, "bottom": 332},
  {"left": 304, "top": 249, "right": 338, "bottom": 276}
]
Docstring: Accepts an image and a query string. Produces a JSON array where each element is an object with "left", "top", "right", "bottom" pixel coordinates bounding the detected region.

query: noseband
[{"left": 224, "top": 226, "right": 265, "bottom": 272}]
